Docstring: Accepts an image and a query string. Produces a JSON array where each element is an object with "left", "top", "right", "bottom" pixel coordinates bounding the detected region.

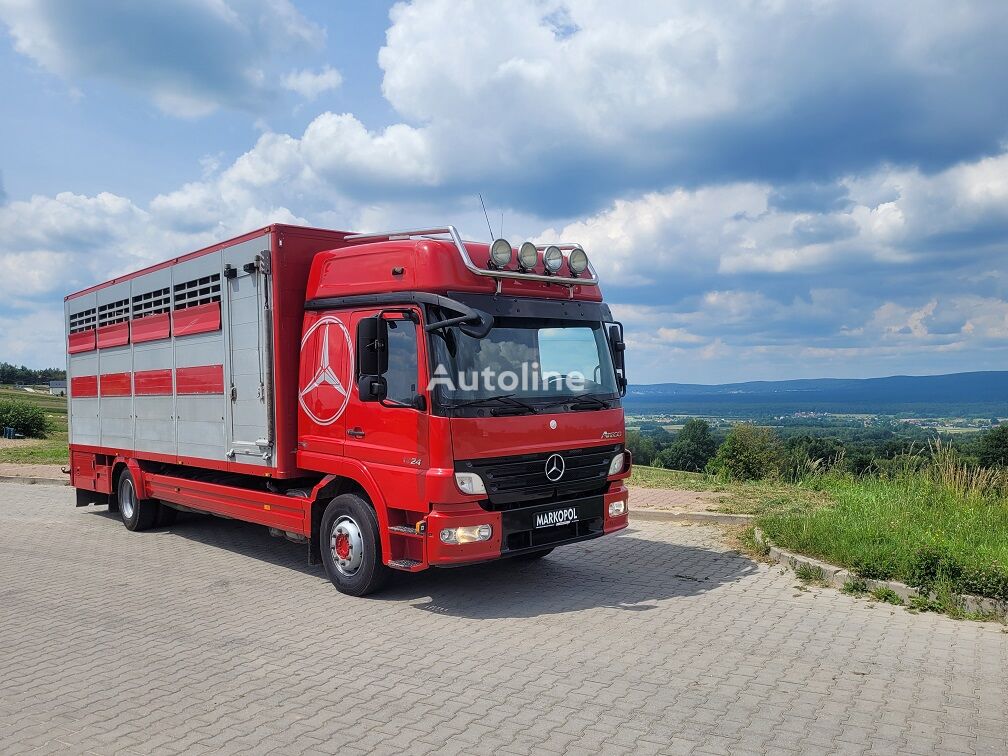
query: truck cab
[{"left": 296, "top": 228, "right": 630, "bottom": 593}]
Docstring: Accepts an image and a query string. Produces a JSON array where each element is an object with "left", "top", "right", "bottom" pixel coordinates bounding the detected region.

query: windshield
[{"left": 429, "top": 317, "right": 619, "bottom": 408}]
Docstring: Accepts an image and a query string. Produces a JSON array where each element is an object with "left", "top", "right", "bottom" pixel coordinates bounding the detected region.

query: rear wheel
[
  {"left": 320, "top": 494, "right": 390, "bottom": 597},
  {"left": 117, "top": 470, "right": 157, "bottom": 532}
]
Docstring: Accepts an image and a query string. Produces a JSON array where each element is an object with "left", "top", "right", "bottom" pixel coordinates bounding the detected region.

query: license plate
[{"left": 534, "top": 506, "right": 579, "bottom": 529}]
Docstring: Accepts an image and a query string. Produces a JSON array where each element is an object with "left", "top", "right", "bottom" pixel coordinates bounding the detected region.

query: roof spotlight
[
  {"left": 489, "top": 238, "right": 512, "bottom": 269},
  {"left": 543, "top": 245, "right": 563, "bottom": 273},
  {"left": 568, "top": 246, "right": 589, "bottom": 276},
  {"left": 518, "top": 241, "right": 538, "bottom": 271}
]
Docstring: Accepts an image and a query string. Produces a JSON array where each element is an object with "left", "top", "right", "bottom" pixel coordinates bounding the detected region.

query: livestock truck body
[{"left": 66, "top": 224, "right": 630, "bottom": 595}]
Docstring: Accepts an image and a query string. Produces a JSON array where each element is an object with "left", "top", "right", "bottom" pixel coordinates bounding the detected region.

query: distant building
[{"left": 49, "top": 380, "right": 67, "bottom": 396}]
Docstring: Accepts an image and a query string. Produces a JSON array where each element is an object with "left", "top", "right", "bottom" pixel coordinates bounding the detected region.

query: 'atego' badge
[{"left": 299, "top": 315, "right": 353, "bottom": 426}]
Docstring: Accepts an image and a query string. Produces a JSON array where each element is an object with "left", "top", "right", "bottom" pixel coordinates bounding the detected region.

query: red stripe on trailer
[
  {"left": 96, "top": 322, "right": 130, "bottom": 348},
  {"left": 68, "top": 330, "right": 96, "bottom": 354},
  {"left": 172, "top": 301, "right": 221, "bottom": 337},
  {"left": 176, "top": 364, "right": 224, "bottom": 394},
  {"left": 131, "top": 312, "right": 170, "bottom": 343},
  {"left": 99, "top": 372, "right": 132, "bottom": 397},
  {"left": 134, "top": 369, "right": 173, "bottom": 396},
  {"left": 70, "top": 375, "right": 98, "bottom": 397}
]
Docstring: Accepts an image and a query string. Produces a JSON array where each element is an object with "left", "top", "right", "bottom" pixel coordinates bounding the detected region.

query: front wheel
[{"left": 320, "top": 494, "right": 390, "bottom": 597}]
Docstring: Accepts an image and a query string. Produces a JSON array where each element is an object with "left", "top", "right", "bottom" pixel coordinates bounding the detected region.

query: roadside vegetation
[
  {"left": 0, "top": 388, "right": 68, "bottom": 465},
  {"left": 629, "top": 421, "right": 1008, "bottom": 615}
]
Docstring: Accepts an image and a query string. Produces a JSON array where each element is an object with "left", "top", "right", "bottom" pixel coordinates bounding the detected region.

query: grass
[
  {"left": 0, "top": 386, "right": 68, "bottom": 465},
  {"left": 870, "top": 586, "right": 903, "bottom": 605},
  {"left": 628, "top": 465, "right": 829, "bottom": 516},
  {"left": 758, "top": 472, "right": 1008, "bottom": 603}
]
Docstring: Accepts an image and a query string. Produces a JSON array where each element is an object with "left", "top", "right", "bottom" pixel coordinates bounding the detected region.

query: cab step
[
  {"left": 388, "top": 525, "right": 423, "bottom": 537},
  {"left": 388, "top": 558, "right": 424, "bottom": 572}
]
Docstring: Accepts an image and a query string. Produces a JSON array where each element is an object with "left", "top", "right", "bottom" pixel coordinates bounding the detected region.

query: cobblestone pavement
[{"left": 1, "top": 483, "right": 1006, "bottom": 755}]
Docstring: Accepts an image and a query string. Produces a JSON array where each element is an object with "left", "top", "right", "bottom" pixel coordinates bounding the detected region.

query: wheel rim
[
  {"left": 120, "top": 479, "right": 135, "bottom": 520},
  {"left": 330, "top": 515, "right": 364, "bottom": 576}
]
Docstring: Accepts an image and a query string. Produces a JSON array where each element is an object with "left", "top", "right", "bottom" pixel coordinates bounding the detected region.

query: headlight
[
  {"left": 454, "top": 472, "right": 486, "bottom": 495},
  {"left": 608, "top": 499, "right": 627, "bottom": 517},
  {"left": 568, "top": 246, "right": 588, "bottom": 275},
  {"left": 440, "top": 524, "right": 493, "bottom": 544},
  {"left": 489, "top": 238, "right": 512, "bottom": 268},
  {"left": 543, "top": 245, "right": 563, "bottom": 273},
  {"left": 518, "top": 241, "right": 538, "bottom": 270},
  {"left": 608, "top": 452, "right": 627, "bottom": 476}
]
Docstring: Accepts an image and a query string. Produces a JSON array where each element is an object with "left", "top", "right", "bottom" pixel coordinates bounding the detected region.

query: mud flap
[{"left": 75, "top": 488, "right": 109, "bottom": 508}]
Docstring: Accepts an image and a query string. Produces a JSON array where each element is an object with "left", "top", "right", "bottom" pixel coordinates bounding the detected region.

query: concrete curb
[
  {"left": 753, "top": 527, "right": 1007, "bottom": 619},
  {"left": 632, "top": 510, "right": 753, "bottom": 525},
  {"left": 0, "top": 475, "right": 67, "bottom": 487}
]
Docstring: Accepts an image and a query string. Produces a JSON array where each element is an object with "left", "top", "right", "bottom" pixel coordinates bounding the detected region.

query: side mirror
[
  {"left": 357, "top": 375, "right": 387, "bottom": 402},
  {"left": 607, "top": 322, "right": 627, "bottom": 396},
  {"left": 357, "top": 316, "right": 389, "bottom": 403},
  {"left": 357, "top": 316, "right": 389, "bottom": 376}
]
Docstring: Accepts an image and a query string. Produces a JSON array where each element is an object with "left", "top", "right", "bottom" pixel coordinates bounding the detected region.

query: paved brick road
[{"left": 1, "top": 483, "right": 1006, "bottom": 755}]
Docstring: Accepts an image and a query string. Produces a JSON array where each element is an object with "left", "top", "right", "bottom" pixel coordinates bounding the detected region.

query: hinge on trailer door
[
  {"left": 257, "top": 383, "right": 265, "bottom": 401},
  {"left": 230, "top": 385, "right": 237, "bottom": 402}
]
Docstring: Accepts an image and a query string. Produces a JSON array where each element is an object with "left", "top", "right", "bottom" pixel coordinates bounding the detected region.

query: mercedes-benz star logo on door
[
  {"left": 545, "top": 454, "right": 565, "bottom": 482},
  {"left": 299, "top": 316, "right": 353, "bottom": 426}
]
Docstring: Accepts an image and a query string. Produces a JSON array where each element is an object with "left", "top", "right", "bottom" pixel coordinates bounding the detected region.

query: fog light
[
  {"left": 454, "top": 472, "right": 486, "bottom": 495},
  {"left": 608, "top": 452, "right": 627, "bottom": 476},
  {"left": 608, "top": 499, "right": 627, "bottom": 517},
  {"left": 518, "top": 241, "right": 538, "bottom": 270},
  {"left": 489, "top": 238, "right": 512, "bottom": 269},
  {"left": 568, "top": 246, "right": 589, "bottom": 275},
  {"left": 543, "top": 245, "right": 563, "bottom": 273},
  {"left": 440, "top": 524, "right": 493, "bottom": 544}
]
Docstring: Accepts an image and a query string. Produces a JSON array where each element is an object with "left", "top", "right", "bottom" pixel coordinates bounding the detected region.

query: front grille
[{"left": 456, "top": 444, "right": 621, "bottom": 510}]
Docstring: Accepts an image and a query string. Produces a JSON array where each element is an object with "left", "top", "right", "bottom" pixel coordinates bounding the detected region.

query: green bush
[
  {"left": 707, "top": 423, "right": 785, "bottom": 481},
  {"left": 907, "top": 544, "right": 963, "bottom": 591},
  {"left": 0, "top": 399, "right": 49, "bottom": 438},
  {"left": 978, "top": 425, "right": 1008, "bottom": 468}
]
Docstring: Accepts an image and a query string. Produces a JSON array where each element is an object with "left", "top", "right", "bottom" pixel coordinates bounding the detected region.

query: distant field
[{"left": 0, "top": 387, "right": 68, "bottom": 465}]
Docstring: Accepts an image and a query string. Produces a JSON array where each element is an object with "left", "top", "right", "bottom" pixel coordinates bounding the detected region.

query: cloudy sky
[{"left": 1, "top": 0, "right": 1007, "bottom": 384}]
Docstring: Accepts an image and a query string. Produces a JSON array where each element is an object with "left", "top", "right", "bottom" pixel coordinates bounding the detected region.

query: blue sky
[{"left": 1, "top": 0, "right": 1007, "bottom": 384}]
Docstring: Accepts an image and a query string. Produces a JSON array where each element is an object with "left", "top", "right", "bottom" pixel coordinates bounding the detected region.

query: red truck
[{"left": 65, "top": 224, "right": 630, "bottom": 595}]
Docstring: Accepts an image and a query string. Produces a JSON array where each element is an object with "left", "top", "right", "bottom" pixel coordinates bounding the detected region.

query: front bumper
[{"left": 424, "top": 482, "right": 629, "bottom": 567}]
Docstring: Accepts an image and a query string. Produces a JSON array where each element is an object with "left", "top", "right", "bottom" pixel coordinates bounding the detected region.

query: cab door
[{"left": 343, "top": 308, "right": 430, "bottom": 509}]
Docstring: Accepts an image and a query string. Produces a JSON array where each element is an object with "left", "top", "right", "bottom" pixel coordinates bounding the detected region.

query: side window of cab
[{"left": 384, "top": 319, "right": 419, "bottom": 404}]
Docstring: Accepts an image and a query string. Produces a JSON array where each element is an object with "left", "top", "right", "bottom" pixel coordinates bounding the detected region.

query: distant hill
[{"left": 625, "top": 371, "right": 1008, "bottom": 417}]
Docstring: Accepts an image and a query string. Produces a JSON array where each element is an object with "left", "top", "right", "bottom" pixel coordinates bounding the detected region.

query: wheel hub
[
  {"left": 120, "top": 479, "right": 135, "bottom": 520},
  {"left": 330, "top": 516, "right": 364, "bottom": 576}
]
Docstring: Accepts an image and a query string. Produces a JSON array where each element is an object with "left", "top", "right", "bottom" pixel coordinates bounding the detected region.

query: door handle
[{"left": 347, "top": 427, "right": 365, "bottom": 439}]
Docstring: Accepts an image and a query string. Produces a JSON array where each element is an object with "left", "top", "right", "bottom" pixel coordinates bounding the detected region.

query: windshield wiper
[
  {"left": 447, "top": 394, "right": 537, "bottom": 415},
  {"left": 542, "top": 394, "right": 611, "bottom": 411}
]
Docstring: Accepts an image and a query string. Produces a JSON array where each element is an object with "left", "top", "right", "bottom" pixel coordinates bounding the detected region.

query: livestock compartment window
[
  {"left": 131, "top": 287, "right": 171, "bottom": 318},
  {"left": 69, "top": 307, "right": 97, "bottom": 334},
  {"left": 173, "top": 273, "right": 221, "bottom": 310},
  {"left": 97, "top": 298, "right": 131, "bottom": 326}
]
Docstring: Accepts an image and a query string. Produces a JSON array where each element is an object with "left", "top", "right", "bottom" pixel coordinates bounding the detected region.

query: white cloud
[
  {"left": 0, "top": 0, "right": 325, "bottom": 115},
  {"left": 282, "top": 65, "right": 342, "bottom": 100}
]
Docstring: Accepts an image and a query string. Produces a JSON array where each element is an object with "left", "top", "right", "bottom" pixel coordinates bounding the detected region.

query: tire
[
  {"left": 117, "top": 469, "right": 157, "bottom": 532},
  {"left": 513, "top": 548, "right": 554, "bottom": 561},
  {"left": 319, "top": 494, "right": 390, "bottom": 597}
]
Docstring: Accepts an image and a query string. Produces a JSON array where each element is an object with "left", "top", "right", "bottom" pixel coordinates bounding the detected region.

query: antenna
[
  {"left": 478, "top": 193, "right": 494, "bottom": 241},
  {"left": 500, "top": 211, "right": 504, "bottom": 239}
]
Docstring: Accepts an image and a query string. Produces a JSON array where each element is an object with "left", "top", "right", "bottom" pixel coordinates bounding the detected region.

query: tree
[
  {"left": 978, "top": 425, "right": 1008, "bottom": 468},
  {"left": 706, "top": 423, "right": 785, "bottom": 481},
  {"left": 656, "top": 419, "right": 717, "bottom": 472},
  {"left": 625, "top": 430, "right": 657, "bottom": 466}
]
